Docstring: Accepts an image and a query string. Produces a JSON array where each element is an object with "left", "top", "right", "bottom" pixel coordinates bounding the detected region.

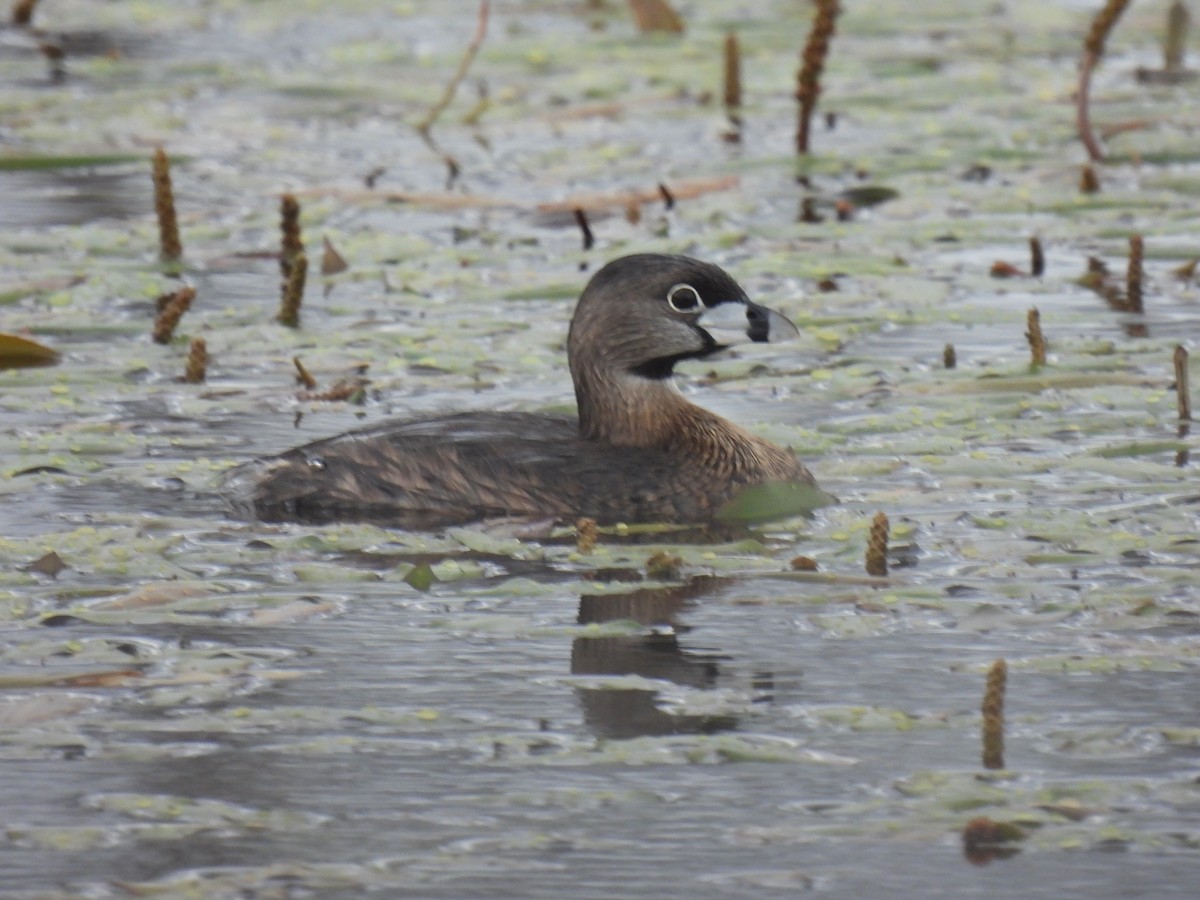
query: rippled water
[{"left": 2, "top": 1, "right": 1199, "bottom": 897}]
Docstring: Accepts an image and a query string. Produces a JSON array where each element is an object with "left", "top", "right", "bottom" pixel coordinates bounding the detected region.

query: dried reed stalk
[
  {"left": 865, "top": 511, "right": 889, "bottom": 577},
  {"left": 981, "top": 659, "right": 1007, "bottom": 770},
  {"left": 1077, "top": 0, "right": 1133, "bottom": 162},
  {"left": 152, "top": 286, "right": 195, "bottom": 344},
  {"left": 796, "top": 0, "right": 840, "bottom": 155},
  {"left": 152, "top": 147, "right": 182, "bottom": 261},
  {"left": 1026, "top": 308, "right": 1046, "bottom": 367},
  {"left": 183, "top": 337, "right": 207, "bottom": 383},
  {"left": 278, "top": 254, "right": 307, "bottom": 328}
]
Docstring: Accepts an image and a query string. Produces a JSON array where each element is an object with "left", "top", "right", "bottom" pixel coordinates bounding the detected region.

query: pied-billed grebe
[{"left": 228, "top": 254, "right": 817, "bottom": 526}]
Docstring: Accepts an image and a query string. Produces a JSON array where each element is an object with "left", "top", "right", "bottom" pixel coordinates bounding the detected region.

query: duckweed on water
[{"left": 1, "top": 1, "right": 1199, "bottom": 896}]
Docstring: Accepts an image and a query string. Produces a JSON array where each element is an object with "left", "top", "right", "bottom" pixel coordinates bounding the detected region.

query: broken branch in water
[{"left": 1077, "top": 0, "right": 1132, "bottom": 162}]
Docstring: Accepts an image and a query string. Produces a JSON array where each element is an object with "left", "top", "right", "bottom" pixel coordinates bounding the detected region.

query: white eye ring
[{"left": 666, "top": 283, "right": 704, "bottom": 313}]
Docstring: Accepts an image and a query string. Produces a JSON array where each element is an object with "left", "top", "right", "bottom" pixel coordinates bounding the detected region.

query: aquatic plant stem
[
  {"left": 184, "top": 337, "right": 207, "bottom": 383},
  {"left": 152, "top": 147, "right": 182, "bottom": 262},
  {"left": 1175, "top": 345, "right": 1192, "bottom": 421},
  {"left": 1029, "top": 236, "right": 1045, "bottom": 277},
  {"left": 12, "top": 0, "right": 39, "bottom": 26},
  {"left": 1077, "top": 0, "right": 1132, "bottom": 162},
  {"left": 278, "top": 254, "right": 307, "bottom": 328},
  {"left": 981, "top": 658, "right": 1007, "bottom": 770},
  {"left": 1026, "top": 308, "right": 1046, "bottom": 367},
  {"left": 864, "top": 511, "right": 888, "bottom": 577},
  {"left": 723, "top": 31, "right": 742, "bottom": 142},
  {"left": 1165, "top": 0, "right": 1190, "bottom": 71},
  {"left": 293, "top": 356, "right": 317, "bottom": 390},
  {"left": 575, "top": 517, "right": 598, "bottom": 554},
  {"left": 415, "top": 0, "right": 484, "bottom": 142},
  {"left": 573, "top": 208, "right": 594, "bottom": 251},
  {"left": 152, "top": 286, "right": 194, "bottom": 344},
  {"left": 279, "top": 194, "right": 304, "bottom": 292},
  {"left": 1126, "top": 234, "right": 1144, "bottom": 313},
  {"left": 796, "top": 0, "right": 840, "bottom": 156}
]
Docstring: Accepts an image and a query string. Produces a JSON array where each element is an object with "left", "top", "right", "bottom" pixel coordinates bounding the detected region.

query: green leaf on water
[
  {"left": 716, "top": 481, "right": 838, "bottom": 524},
  {"left": 0, "top": 153, "right": 146, "bottom": 171},
  {"left": 403, "top": 562, "right": 436, "bottom": 592}
]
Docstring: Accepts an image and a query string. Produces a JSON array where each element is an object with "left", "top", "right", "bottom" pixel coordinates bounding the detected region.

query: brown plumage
[{"left": 225, "top": 254, "right": 816, "bottom": 526}]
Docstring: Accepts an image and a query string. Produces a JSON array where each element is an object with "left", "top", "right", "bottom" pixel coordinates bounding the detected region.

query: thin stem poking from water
[
  {"left": 1176, "top": 345, "right": 1192, "bottom": 421},
  {"left": 415, "top": 0, "right": 484, "bottom": 146},
  {"left": 864, "top": 511, "right": 888, "bottom": 577},
  {"left": 152, "top": 286, "right": 195, "bottom": 344},
  {"left": 278, "top": 254, "right": 307, "bottom": 328},
  {"left": 152, "top": 147, "right": 182, "bottom": 262},
  {"left": 184, "top": 337, "right": 207, "bottom": 384},
  {"left": 796, "top": 0, "right": 840, "bottom": 156},
  {"left": 293, "top": 356, "right": 318, "bottom": 390},
  {"left": 575, "top": 517, "right": 598, "bottom": 555},
  {"left": 1077, "top": 0, "right": 1133, "bottom": 162},
  {"left": 943, "top": 343, "right": 957, "bottom": 369},
  {"left": 1026, "top": 308, "right": 1046, "bottom": 367},
  {"left": 1165, "top": 0, "right": 1190, "bottom": 71},
  {"left": 1126, "top": 234, "right": 1144, "bottom": 313},
  {"left": 573, "top": 208, "right": 594, "bottom": 251},
  {"left": 279, "top": 193, "right": 304, "bottom": 292},
  {"left": 12, "top": 0, "right": 39, "bottom": 26},
  {"left": 723, "top": 30, "right": 742, "bottom": 142},
  {"left": 981, "top": 659, "right": 1007, "bottom": 770},
  {"left": 1029, "top": 236, "right": 1045, "bottom": 277}
]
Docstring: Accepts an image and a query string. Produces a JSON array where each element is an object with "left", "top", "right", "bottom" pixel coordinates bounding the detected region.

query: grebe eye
[{"left": 666, "top": 283, "right": 704, "bottom": 313}]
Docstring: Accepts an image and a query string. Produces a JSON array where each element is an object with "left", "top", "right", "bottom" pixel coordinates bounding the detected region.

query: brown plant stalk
[
  {"left": 184, "top": 337, "right": 207, "bottom": 383},
  {"left": 1029, "top": 236, "right": 1045, "bottom": 277},
  {"left": 1176, "top": 345, "right": 1192, "bottom": 421},
  {"left": 12, "top": 0, "right": 39, "bottom": 26},
  {"left": 981, "top": 658, "right": 1007, "bottom": 770},
  {"left": 415, "top": 0, "right": 490, "bottom": 167},
  {"left": 1077, "top": 0, "right": 1133, "bottom": 162},
  {"left": 865, "top": 511, "right": 889, "bottom": 577},
  {"left": 278, "top": 254, "right": 307, "bottom": 328},
  {"left": 796, "top": 0, "right": 841, "bottom": 155},
  {"left": 280, "top": 193, "right": 304, "bottom": 290},
  {"left": 152, "top": 147, "right": 182, "bottom": 261},
  {"left": 1026, "top": 308, "right": 1047, "bottom": 367},
  {"left": 1126, "top": 234, "right": 1144, "bottom": 314},
  {"left": 152, "top": 286, "right": 195, "bottom": 344},
  {"left": 723, "top": 30, "right": 742, "bottom": 141}
]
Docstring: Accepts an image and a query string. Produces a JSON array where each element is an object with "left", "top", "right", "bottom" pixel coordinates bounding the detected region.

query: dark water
[{"left": 3, "top": 1, "right": 1200, "bottom": 897}]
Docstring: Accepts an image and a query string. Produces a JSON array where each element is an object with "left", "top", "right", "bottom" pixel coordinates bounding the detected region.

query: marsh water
[{"left": 2, "top": 1, "right": 1200, "bottom": 897}]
